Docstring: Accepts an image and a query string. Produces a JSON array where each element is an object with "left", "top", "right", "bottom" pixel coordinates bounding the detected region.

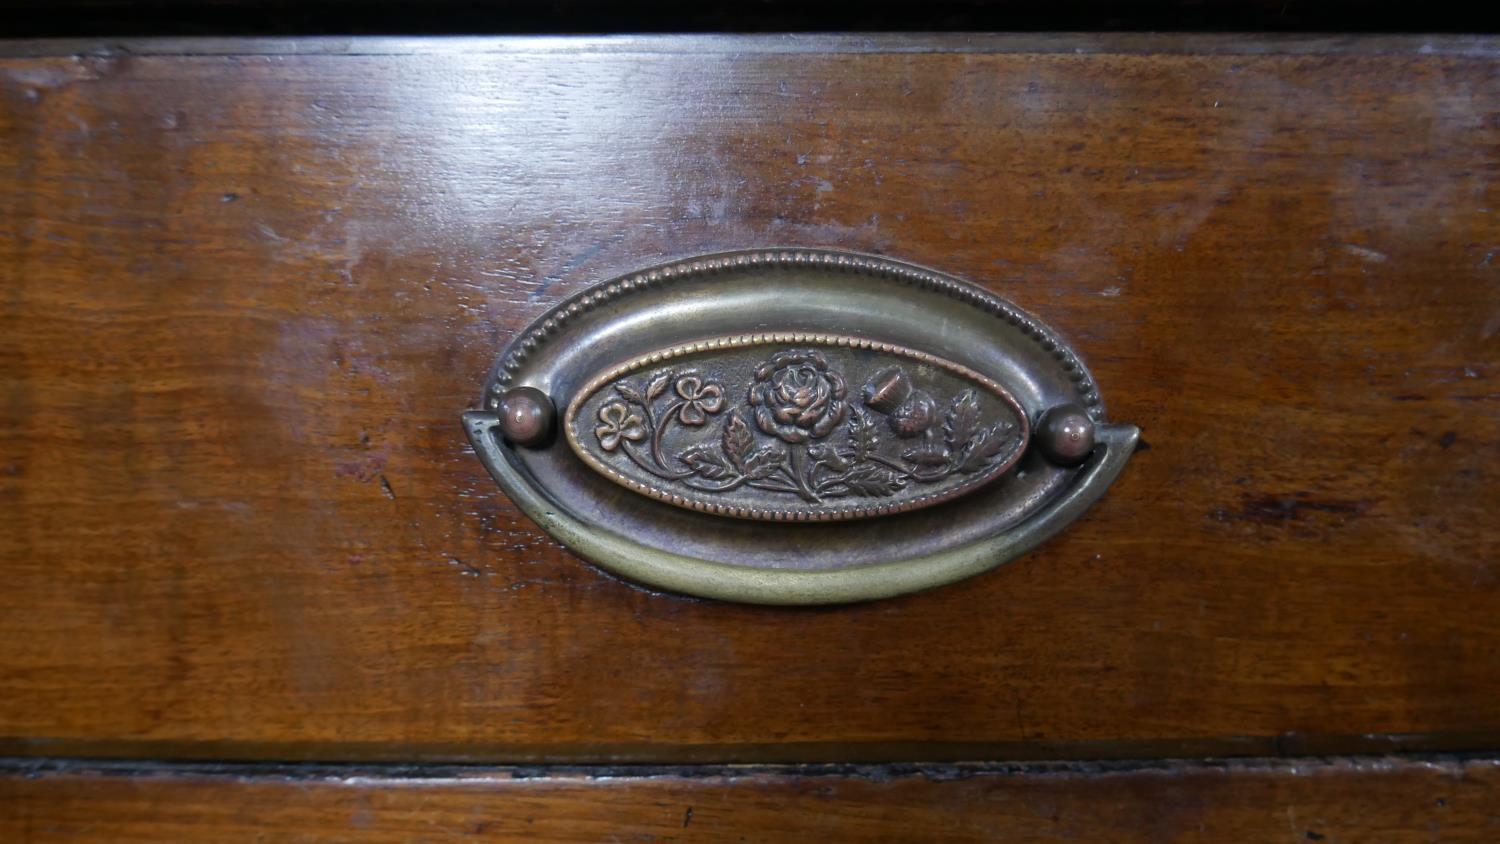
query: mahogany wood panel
[
  {"left": 4, "top": 757, "right": 1499, "bottom": 842},
  {"left": 1, "top": 37, "right": 1497, "bottom": 762}
]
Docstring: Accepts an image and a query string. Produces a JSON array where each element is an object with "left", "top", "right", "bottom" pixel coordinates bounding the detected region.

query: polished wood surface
[
  {"left": 4, "top": 757, "right": 1498, "bottom": 842},
  {"left": 1, "top": 36, "right": 1497, "bottom": 762}
]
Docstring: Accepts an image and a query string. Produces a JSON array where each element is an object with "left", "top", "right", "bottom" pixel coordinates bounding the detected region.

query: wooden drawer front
[
  {"left": 0, "top": 36, "right": 1496, "bottom": 762},
  {"left": 4, "top": 758, "right": 1498, "bottom": 843}
]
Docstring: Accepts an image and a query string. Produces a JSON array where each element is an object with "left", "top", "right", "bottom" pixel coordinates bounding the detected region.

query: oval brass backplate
[
  {"left": 463, "top": 249, "right": 1138, "bottom": 605},
  {"left": 565, "top": 333, "right": 1031, "bottom": 522}
]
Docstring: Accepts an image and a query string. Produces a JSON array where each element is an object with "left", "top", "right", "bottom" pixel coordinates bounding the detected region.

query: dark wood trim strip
[
  {"left": 4, "top": 732, "right": 1499, "bottom": 766},
  {"left": 0, "top": 751, "right": 1494, "bottom": 781},
  {"left": 4, "top": 755, "right": 1497, "bottom": 843},
  {"left": 1, "top": 33, "right": 1499, "bottom": 59}
]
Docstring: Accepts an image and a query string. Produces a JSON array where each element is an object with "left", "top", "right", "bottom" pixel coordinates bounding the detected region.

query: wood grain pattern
[
  {"left": 4, "top": 757, "right": 1499, "bottom": 842},
  {"left": 1, "top": 37, "right": 1497, "bottom": 762}
]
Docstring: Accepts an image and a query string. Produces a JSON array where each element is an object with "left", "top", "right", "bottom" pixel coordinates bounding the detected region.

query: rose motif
[
  {"left": 747, "top": 349, "right": 848, "bottom": 443},
  {"left": 674, "top": 375, "right": 724, "bottom": 426},
  {"left": 889, "top": 391, "right": 938, "bottom": 438},
  {"left": 594, "top": 399, "right": 646, "bottom": 451}
]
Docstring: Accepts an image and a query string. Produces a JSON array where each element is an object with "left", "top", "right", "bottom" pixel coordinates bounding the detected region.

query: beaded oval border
[{"left": 484, "top": 249, "right": 1105, "bottom": 420}]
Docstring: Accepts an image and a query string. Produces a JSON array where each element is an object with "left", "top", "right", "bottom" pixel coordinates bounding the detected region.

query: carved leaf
[
  {"left": 902, "top": 444, "right": 951, "bottom": 466},
  {"left": 812, "top": 445, "right": 853, "bottom": 473},
  {"left": 840, "top": 464, "right": 907, "bottom": 497},
  {"left": 614, "top": 381, "right": 645, "bottom": 404},
  {"left": 848, "top": 409, "right": 880, "bottom": 461},
  {"left": 679, "top": 444, "right": 734, "bottom": 480},
  {"left": 943, "top": 389, "right": 981, "bottom": 454},
  {"left": 957, "top": 420, "right": 1015, "bottom": 473},
  {"left": 722, "top": 412, "right": 755, "bottom": 469},
  {"left": 645, "top": 372, "right": 672, "bottom": 402},
  {"left": 741, "top": 445, "right": 786, "bottom": 480}
]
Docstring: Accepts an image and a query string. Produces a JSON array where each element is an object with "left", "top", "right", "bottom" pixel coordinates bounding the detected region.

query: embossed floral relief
[{"left": 590, "top": 348, "right": 1021, "bottom": 505}]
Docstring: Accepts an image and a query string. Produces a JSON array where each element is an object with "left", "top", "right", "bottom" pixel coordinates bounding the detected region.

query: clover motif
[
  {"left": 594, "top": 399, "right": 646, "bottom": 452},
  {"left": 674, "top": 375, "right": 725, "bottom": 426}
]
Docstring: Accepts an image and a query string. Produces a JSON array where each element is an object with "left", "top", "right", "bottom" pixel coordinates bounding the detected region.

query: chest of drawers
[{"left": 1, "top": 32, "right": 1497, "bottom": 841}]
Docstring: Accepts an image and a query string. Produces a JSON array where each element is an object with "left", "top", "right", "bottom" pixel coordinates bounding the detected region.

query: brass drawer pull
[{"left": 464, "top": 250, "right": 1137, "bottom": 604}]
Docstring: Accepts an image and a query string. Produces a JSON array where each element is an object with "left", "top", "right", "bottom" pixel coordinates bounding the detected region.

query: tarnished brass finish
[
  {"left": 1037, "top": 404, "right": 1097, "bottom": 467},
  {"left": 497, "top": 386, "right": 555, "bottom": 448},
  {"left": 564, "top": 333, "right": 1030, "bottom": 522},
  {"left": 464, "top": 249, "right": 1138, "bottom": 604}
]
